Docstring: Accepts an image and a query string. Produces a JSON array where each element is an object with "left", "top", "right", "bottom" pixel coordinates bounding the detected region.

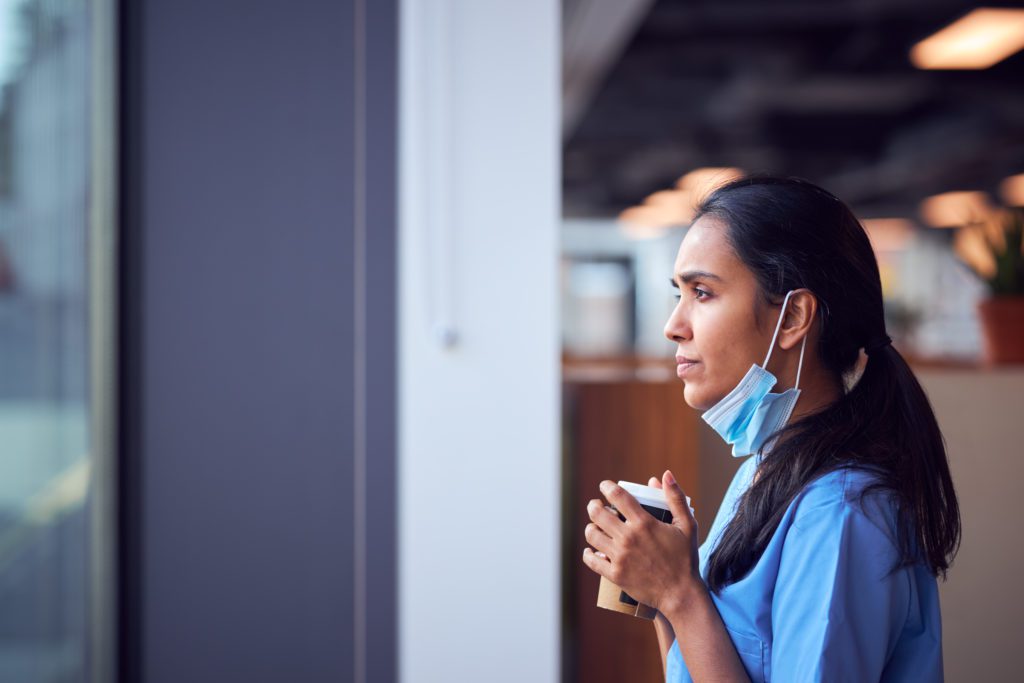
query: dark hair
[{"left": 695, "top": 175, "right": 960, "bottom": 593}]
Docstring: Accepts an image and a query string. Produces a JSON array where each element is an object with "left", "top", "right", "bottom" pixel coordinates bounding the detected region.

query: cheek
[{"left": 684, "top": 308, "right": 757, "bottom": 410}]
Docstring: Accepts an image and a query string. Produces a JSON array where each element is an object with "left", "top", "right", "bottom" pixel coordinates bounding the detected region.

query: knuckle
[{"left": 631, "top": 515, "right": 653, "bottom": 531}]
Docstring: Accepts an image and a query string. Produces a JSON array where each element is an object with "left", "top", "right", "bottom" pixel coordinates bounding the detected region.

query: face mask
[{"left": 701, "top": 289, "right": 807, "bottom": 459}]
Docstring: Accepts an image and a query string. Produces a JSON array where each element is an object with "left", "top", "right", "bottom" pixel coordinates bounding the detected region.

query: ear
[{"left": 778, "top": 288, "right": 817, "bottom": 351}]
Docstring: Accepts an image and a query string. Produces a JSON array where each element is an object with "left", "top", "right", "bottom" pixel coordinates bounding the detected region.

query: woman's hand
[
  {"left": 582, "top": 470, "right": 702, "bottom": 615},
  {"left": 646, "top": 475, "right": 678, "bottom": 632}
]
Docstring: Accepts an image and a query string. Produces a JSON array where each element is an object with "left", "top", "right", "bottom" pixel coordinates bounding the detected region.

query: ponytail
[{"left": 847, "top": 343, "right": 961, "bottom": 577}]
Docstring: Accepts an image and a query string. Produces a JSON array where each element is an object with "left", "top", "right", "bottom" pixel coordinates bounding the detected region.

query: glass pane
[{"left": 0, "top": 1, "right": 99, "bottom": 680}]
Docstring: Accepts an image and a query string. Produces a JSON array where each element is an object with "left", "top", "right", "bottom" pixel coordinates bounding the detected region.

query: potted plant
[{"left": 957, "top": 206, "right": 1024, "bottom": 364}]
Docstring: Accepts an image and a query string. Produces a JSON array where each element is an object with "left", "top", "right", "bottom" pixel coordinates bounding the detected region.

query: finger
[
  {"left": 598, "top": 480, "right": 648, "bottom": 524},
  {"left": 586, "top": 498, "right": 625, "bottom": 538},
  {"left": 662, "top": 470, "right": 697, "bottom": 533},
  {"left": 582, "top": 547, "right": 612, "bottom": 578},
  {"left": 648, "top": 476, "right": 663, "bottom": 489},
  {"left": 584, "top": 522, "right": 615, "bottom": 556}
]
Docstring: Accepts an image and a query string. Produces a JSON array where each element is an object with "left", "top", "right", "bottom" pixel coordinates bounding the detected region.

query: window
[{"left": 0, "top": 0, "right": 115, "bottom": 680}]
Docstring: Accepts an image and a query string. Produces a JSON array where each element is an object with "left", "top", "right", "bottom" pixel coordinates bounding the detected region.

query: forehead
[{"left": 673, "top": 215, "right": 743, "bottom": 278}]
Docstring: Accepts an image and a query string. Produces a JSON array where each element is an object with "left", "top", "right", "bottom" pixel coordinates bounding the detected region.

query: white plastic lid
[{"left": 617, "top": 480, "right": 693, "bottom": 513}]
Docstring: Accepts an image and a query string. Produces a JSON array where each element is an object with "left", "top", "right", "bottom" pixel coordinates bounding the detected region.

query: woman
[{"left": 581, "top": 175, "right": 960, "bottom": 682}]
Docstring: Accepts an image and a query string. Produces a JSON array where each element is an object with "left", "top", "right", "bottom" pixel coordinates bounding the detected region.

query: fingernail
[{"left": 665, "top": 470, "right": 676, "bottom": 486}]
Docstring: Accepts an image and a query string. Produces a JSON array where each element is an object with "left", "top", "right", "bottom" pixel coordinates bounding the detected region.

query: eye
[{"left": 672, "top": 286, "right": 711, "bottom": 302}]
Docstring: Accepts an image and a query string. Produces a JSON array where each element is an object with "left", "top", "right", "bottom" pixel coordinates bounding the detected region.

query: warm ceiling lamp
[
  {"left": 620, "top": 167, "right": 744, "bottom": 240},
  {"left": 999, "top": 173, "right": 1024, "bottom": 206},
  {"left": 910, "top": 8, "right": 1024, "bottom": 70},
  {"left": 617, "top": 205, "right": 676, "bottom": 239},
  {"left": 919, "top": 191, "right": 994, "bottom": 228},
  {"left": 861, "top": 218, "right": 915, "bottom": 252},
  {"left": 674, "top": 167, "right": 744, "bottom": 200},
  {"left": 643, "top": 189, "right": 695, "bottom": 223}
]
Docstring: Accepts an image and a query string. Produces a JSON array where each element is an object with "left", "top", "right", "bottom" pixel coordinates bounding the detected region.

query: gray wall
[{"left": 120, "top": 1, "right": 396, "bottom": 681}]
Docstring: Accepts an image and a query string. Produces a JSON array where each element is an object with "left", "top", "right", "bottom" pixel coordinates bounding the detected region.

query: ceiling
[{"left": 562, "top": 0, "right": 1024, "bottom": 220}]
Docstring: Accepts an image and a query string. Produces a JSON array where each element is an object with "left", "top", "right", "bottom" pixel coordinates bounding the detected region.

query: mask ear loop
[
  {"left": 762, "top": 290, "right": 809, "bottom": 391},
  {"left": 793, "top": 334, "right": 807, "bottom": 390},
  {"left": 762, "top": 290, "right": 796, "bottom": 368}
]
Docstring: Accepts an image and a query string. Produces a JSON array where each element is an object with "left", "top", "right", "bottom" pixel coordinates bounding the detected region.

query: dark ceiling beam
[
  {"left": 563, "top": 0, "right": 657, "bottom": 139},
  {"left": 642, "top": 0, "right": 972, "bottom": 33}
]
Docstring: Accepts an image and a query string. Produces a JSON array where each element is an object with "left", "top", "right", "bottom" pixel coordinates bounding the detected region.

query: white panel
[{"left": 398, "top": 2, "right": 561, "bottom": 682}]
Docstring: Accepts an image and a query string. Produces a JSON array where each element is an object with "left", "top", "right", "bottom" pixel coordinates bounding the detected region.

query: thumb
[{"left": 662, "top": 470, "right": 695, "bottom": 528}]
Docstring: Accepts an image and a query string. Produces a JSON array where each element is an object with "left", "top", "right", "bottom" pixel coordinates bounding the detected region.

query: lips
[{"left": 675, "top": 356, "right": 700, "bottom": 378}]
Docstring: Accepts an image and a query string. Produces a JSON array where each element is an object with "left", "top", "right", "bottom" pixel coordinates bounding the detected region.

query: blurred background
[
  {"left": 559, "top": 1, "right": 1024, "bottom": 682},
  {"left": 0, "top": 0, "right": 116, "bottom": 680},
  {"left": 0, "top": 0, "right": 1021, "bottom": 682}
]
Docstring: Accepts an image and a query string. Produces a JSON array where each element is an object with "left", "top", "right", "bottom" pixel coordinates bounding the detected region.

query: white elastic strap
[
  {"left": 794, "top": 334, "right": 806, "bottom": 390},
  {"left": 762, "top": 290, "right": 796, "bottom": 368},
  {"left": 763, "top": 289, "right": 808, "bottom": 391}
]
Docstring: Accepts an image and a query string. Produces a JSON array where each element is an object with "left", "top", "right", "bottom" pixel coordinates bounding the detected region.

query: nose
[{"left": 663, "top": 300, "right": 692, "bottom": 344}]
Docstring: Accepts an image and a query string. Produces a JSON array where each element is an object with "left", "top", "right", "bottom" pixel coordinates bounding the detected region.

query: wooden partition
[{"left": 562, "top": 357, "right": 701, "bottom": 683}]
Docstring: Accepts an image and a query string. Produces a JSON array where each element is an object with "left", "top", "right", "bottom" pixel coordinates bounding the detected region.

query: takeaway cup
[{"left": 594, "top": 480, "right": 691, "bottom": 619}]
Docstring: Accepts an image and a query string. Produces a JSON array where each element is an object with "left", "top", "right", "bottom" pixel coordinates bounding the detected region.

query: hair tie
[{"left": 865, "top": 334, "right": 892, "bottom": 356}]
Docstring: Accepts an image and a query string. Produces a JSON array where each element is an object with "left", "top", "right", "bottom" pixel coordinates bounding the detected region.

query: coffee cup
[{"left": 594, "top": 480, "right": 691, "bottom": 620}]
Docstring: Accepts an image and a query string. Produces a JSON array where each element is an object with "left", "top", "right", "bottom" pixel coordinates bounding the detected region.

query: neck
[
  {"left": 764, "top": 344, "right": 842, "bottom": 425},
  {"left": 756, "top": 363, "right": 842, "bottom": 476},
  {"left": 788, "top": 366, "right": 842, "bottom": 422}
]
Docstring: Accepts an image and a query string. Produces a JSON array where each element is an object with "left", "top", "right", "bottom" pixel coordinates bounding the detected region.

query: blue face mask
[{"left": 701, "top": 290, "right": 807, "bottom": 459}]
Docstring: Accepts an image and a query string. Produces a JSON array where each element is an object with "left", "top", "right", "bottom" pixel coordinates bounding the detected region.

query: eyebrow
[{"left": 671, "top": 270, "right": 723, "bottom": 286}]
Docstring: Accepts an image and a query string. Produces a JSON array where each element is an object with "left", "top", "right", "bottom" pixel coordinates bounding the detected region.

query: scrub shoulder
[{"left": 785, "top": 466, "right": 899, "bottom": 541}]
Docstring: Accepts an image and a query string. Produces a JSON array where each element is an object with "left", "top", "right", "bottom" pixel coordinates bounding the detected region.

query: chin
[{"left": 682, "top": 382, "right": 725, "bottom": 412}]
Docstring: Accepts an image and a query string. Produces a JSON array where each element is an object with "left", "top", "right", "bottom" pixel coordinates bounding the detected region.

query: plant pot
[{"left": 977, "top": 295, "right": 1024, "bottom": 365}]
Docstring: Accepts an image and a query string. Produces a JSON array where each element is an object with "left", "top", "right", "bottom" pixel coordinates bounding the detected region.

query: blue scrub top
[{"left": 666, "top": 455, "right": 943, "bottom": 682}]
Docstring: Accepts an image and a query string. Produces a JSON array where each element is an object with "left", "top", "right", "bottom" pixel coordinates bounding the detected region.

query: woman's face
[{"left": 663, "top": 215, "right": 780, "bottom": 411}]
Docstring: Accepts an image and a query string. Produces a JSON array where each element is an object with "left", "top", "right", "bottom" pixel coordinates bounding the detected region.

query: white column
[{"left": 398, "top": 2, "right": 561, "bottom": 682}]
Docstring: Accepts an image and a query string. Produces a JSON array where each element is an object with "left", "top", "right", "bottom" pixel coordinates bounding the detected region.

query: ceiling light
[
  {"left": 643, "top": 189, "right": 695, "bottom": 223},
  {"left": 861, "top": 218, "right": 915, "bottom": 252},
  {"left": 919, "top": 191, "right": 994, "bottom": 228},
  {"left": 617, "top": 205, "right": 675, "bottom": 239},
  {"left": 911, "top": 8, "right": 1024, "bottom": 70},
  {"left": 620, "top": 167, "right": 744, "bottom": 240},
  {"left": 674, "top": 167, "right": 744, "bottom": 198}
]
